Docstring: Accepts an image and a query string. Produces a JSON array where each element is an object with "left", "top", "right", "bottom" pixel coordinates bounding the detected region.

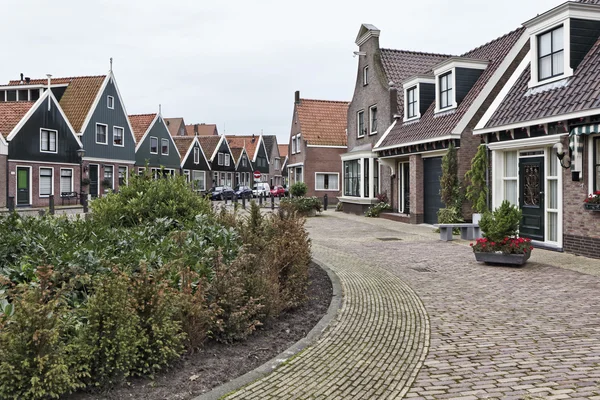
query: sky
[{"left": 1, "top": 0, "right": 563, "bottom": 145}]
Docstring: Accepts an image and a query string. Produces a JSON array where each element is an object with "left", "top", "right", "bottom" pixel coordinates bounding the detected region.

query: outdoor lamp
[{"left": 552, "top": 142, "right": 571, "bottom": 169}]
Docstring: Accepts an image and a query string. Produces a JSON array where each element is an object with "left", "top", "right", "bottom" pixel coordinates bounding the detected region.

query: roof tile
[
  {"left": 0, "top": 102, "right": 35, "bottom": 138},
  {"left": 172, "top": 136, "right": 195, "bottom": 162},
  {"left": 58, "top": 76, "right": 106, "bottom": 132},
  {"left": 296, "top": 99, "right": 349, "bottom": 146},
  {"left": 197, "top": 135, "right": 222, "bottom": 160},
  {"left": 128, "top": 114, "right": 156, "bottom": 142},
  {"left": 226, "top": 135, "right": 261, "bottom": 160}
]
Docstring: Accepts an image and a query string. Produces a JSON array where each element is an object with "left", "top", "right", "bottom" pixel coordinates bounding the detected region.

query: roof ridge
[
  {"left": 298, "top": 98, "right": 350, "bottom": 104},
  {"left": 129, "top": 113, "right": 157, "bottom": 117},
  {"left": 380, "top": 48, "right": 455, "bottom": 58},
  {"left": 8, "top": 74, "right": 106, "bottom": 83},
  {"left": 461, "top": 26, "right": 525, "bottom": 57}
]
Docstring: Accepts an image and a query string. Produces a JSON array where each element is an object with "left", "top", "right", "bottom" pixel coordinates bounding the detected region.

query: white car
[{"left": 252, "top": 182, "right": 271, "bottom": 197}]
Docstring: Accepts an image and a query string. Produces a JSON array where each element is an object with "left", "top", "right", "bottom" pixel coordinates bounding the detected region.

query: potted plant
[
  {"left": 81, "top": 177, "right": 90, "bottom": 187},
  {"left": 464, "top": 144, "right": 489, "bottom": 224},
  {"left": 583, "top": 191, "right": 600, "bottom": 211},
  {"left": 471, "top": 200, "right": 533, "bottom": 266}
]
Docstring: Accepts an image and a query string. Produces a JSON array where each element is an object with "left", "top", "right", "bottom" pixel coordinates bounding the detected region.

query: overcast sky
[{"left": 2, "top": 0, "right": 562, "bottom": 144}]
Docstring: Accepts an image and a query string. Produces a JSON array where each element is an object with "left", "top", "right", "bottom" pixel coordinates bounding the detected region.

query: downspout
[
  {"left": 484, "top": 134, "right": 490, "bottom": 210},
  {"left": 5, "top": 152, "right": 9, "bottom": 209}
]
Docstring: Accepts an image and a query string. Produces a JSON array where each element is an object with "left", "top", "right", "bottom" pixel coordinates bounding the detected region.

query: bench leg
[
  {"left": 473, "top": 227, "right": 482, "bottom": 239},
  {"left": 460, "top": 227, "right": 474, "bottom": 240},
  {"left": 439, "top": 227, "right": 453, "bottom": 241}
]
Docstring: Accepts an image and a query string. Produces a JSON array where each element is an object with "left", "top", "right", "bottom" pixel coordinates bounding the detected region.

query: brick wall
[
  {"left": 304, "top": 146, "right": 345, "bottom": 199},
  {"left": 0, "top": 155, "right": 6, "bottom": 208},
  {"left": 82, "top": 160, "right": 133, "bottom": 197},
  {"left": 561, "top": 135, "right": 600, "bottom": 259},
  {"left": 409, "top": 154, "right": 424, "bottom": 224}
]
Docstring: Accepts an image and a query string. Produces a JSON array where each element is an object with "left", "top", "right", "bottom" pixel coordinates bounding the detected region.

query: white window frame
[
  {"left": 588, "top": 133, "right": 600, "bottom": 195},
  {"left": 369, "top": 105, "right": 378, "bottom": 135},
  {"left": 15, "top": 165, "right": 33, "bottom": 205},
  {"left": 357, "top": 110, "right": 365, "bottom": 138},
  {"left": 529, "top": 19, "right": 573, "bottom": 88},
  {"left": 436, "top": 71, "right": 455, "bottom": 112},
  {"left": 95, "top": 123, "right": 108, "bottom": 145},
  {"left": 107, "top": 95, "right": 114, "bottom": 109},
  {"left": 193, "top": 170, "right": 206, "bottom": 191},
  {"left": 398, "top": 161, "right": 409, "bottom": 214},
  {"left": 39, "top": 166, "right": 54, "bottom": 197},
  {"left": 59, "top": 168, "right": 73, "bottom": 194},
  {"left": 363, "top": 65, "right": 369, "bottom": 86},
  {"left": 183, "top": 169, "right": 191, "bottom": 182},
  {"left": 103, "top": 165, "right": 114, "bottom": 192},
  {"left": 113, "top": 126, "right": 124, "bottom": 147},
  {"left": 118, "top": 166, "right": 128, "bottom": 186},
  {"left": 149, "top": 136, "right": 158, "bottom": 154},
  {"left": 296, "top": 134, "right": 301, "bottom": 153},
  {"left": 40, "top": 128, "right": 58, "bottom": 153},
  {"left": 138, "top": 167, "right": 146, "bottom": 175},
  {"left": 242, "top": 155, "right": 247, "bottom": 167},
  {"left": 314, "top": 172, "right": 340, "bottom": 191},
  {"left": 193, "top": 147, "right": 200, "bottom": 164},
  {"left": 161, "top": 138, "right": 169, "bottom": 155},
  {"left": 405, "top": 86, "right": 419, "bottom": 121},
  {"left": 225, "top": 153, "right": 230, "bottom": 166},
  {"left": 291, "top": 137, "right": 296, "bottom": 154},
  {"left": 218, "top": 152, "right": 224, "bottom": 166}
]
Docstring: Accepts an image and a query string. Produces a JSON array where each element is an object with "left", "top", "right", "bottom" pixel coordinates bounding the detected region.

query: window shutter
[
  {"left": 40, "top": 168, "right": 52, "bottom": 195},
  {"left": 60, "top": 169, "right": 72, "bottom": 193},
  {"left": 316, "top": 174, "right": 325, "bottom": 189}
]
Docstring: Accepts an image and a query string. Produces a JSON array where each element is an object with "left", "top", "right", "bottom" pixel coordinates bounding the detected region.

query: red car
[{"left": 270, "top": 186, "right": 286, "bottom": 197}]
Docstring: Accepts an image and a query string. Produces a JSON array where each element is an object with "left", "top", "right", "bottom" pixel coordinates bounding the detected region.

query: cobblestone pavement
[{"left": 226, "top": 211, "right": 600, "bottom": 399}]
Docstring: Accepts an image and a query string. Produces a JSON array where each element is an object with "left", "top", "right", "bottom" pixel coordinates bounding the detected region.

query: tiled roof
[
  {"left": 197, "top": 135, "right": 222, "bottom": 160},
  {"left": 172, "top": 136, "right": 194, "bottom": 162},
  {"left": 381, "top": 49, "right": 453, "bottom": 111},
  {"left": 59, "top": 76, "right": 106, "bottom": 132},
  {"left": 378, "top": 27, "right": 525, "bottom": 149},
  {"left": 185, "top": 123, "right": 218, "bottom": 136},
  {"left": 484, "top": 36, "right": 600, "bottom": 129},
  {"left": 230, "top": 147, "right": 244, "bottom": 163},
  {"left": 7, "top": 75, "right": 105, "bottom": 86},
  {"left": 164, "top": 117, "right": 185, "bottom": 137},
  {"left": 262, "top": 135, "right": 276, "bottom": 154},
  {"left": 296, "top": 99, "right": 350, "bottom": 146},
  {"left": 226, "top": 135, "right": 261, "bottom": 160},
  {"left": 129, "top": 114, "right": 156, "bottom": 142},
  {"left": 0, "top": 102, "right": 35, "bottom": 138},
  {"left": 577, "top": 0, "right": 600, "bottom": 4},
  {"left": 278, "top": 144, "right": 288, "bottom": 158}
]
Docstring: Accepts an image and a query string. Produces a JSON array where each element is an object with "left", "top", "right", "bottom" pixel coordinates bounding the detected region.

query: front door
[
  {"left": 423, "top": 157, "right": 444, "bottom": 225},
  {"left": 519, "top": 157, "right": 544, "bottom": 241},
  {"left": 16, "top": 167, "right": 30, "bottom": 205},
  {"left": 89, "top": 164, "right": 99, "bottom": 198}
]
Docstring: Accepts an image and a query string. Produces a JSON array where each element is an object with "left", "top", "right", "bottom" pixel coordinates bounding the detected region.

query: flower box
[
  {"left": 583, "top": 203, "right": 600, "bottom": 211},
  {"left": 474, "top": 251, "right": 531, "bottom": 266}
]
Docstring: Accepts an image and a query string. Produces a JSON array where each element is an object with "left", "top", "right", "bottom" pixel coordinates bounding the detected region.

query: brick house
[
  {"left": 173, "top": 135, "right": 211, "bottom": 193},
  {"left": 263, "top": 135, "right": 283, "bottom": 188},
  {"left": 130, "top": 112, "right": 181, "bottom": 176},
  {"left": 185, "top": 123, "right": 219, "bottom": 136},
  {"left": 287, "top": 91, "right": 349, "bottom": 200},
  {"left": 279, "top": 144, "right": 289, "bottom": 186},
  {"left": 473, "top": 0, "right": 600, "bottom": 258},
  {"left": 374, "top": 28, "right": 528, "bottom": 224},
  {"left": 340, "top": 24, "right": 451, "bottom": 214},
  {"left": 198, "top": 135, "right": 235, "bottom": 188}
]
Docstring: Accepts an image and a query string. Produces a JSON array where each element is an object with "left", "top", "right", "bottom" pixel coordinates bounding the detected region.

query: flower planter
[
  {"left": 583, "top": 203, "right": 600, "bottom": 211},
  {"left": 473, "top": 251, "right": 531, "bottom": 266}
]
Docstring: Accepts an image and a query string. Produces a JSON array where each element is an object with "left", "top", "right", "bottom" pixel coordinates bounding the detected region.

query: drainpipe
[
  {"left": 484, "top": 134, "right": 490, "bottom": 210},
  {"left": 5, "top": 155, "right": 9, "bottom": 209}
]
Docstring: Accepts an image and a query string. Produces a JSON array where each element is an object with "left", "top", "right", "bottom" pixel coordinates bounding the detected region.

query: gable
[
  {"left": 135, "top": 116, "right": 181, "bottom": 169},
  {"left": 182, "top": 140, "right": 210, "bottom": 171}
]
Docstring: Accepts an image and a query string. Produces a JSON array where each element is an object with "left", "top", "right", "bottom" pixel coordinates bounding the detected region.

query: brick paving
[{"left": 225, "top": 211, "right": 600, "bottom": 399}]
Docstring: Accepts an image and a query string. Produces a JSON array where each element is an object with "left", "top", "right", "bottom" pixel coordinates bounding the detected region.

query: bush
[
  {"left": 478, "top": 200, "right": 522, "bottom": 243},
  {"left": 335, "top": 201, "right": 343, "bottom": 212},
  {"left": 280, "top": 197, "right": 322, "bottom": 214},
  {"left": 436, "top": 207, "right": 464, "bottom": 234},
  {"left": 464, "top": 144, "right": 489, "bottom": 213},
  {"left": 365, "top": 202, "right": 391, "bottom": 217},
  {"left": 290, "top": 182, "right": 308, "bottom": 197},
  {"left": 440, "top": 143, "right": 461, "bottom": 209}
]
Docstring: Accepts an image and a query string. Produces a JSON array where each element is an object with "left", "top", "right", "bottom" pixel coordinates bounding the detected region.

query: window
[
  {"left": 161, "top": 138, "right": 169, "bottom": 155},
  {"left": 538, "top": 26, "right": 564, "bottom": 81},
  {"left": 96, "top": 124, "right": 108, "bottom": 144},
  {"left": 40, "top": 168, "right": 53, "bottom": 196},
  {"left": 364, "top": 158, "right": 370, "bottom": 198},
  {"left": 192, "top": 170, "right": 205, "bottom": 191},
  {"left": 242, "top": 155, "right": 247, "bottom": 167},
  {"left": 439, "top": 72, "right": 453, "bottom": 109},
  {"left": 373, "top": 159, "right": 379, "bottom": 197},
  {"left": 221, "top": 172, "right": 226, "bottom": 185},
  {"left": 399, "top": 162, "right": 410, "bottom": 214},
  {"left": 225, "top": 154, "right": 230, "bottom": 166},
  {"left": 118, "top": 166, "right": 128, "bottom": 186},
  {"left": 296, "top": 135, "right": 301, "bottom": 153},
  {"left": 138, "top": 167, "right": 146, "bottom": 175},
  {"left": 183, "top": 170, "right": 190, "bottom": 182},
  {"left": 316, "top": 173, "right": 339, "bottom": 191},
  {"left": 357, "top": 111, "right": 365, "bottom": 138},
  {"left": 194, "top": 147, "right": 200, "bottom": 164},
  {"left": 503, "top": 151, "right": 518, "bottom": 205},
  {"left": 60, "top": 169, "right": 72, "bottom": 194},
  {"left": 274, "top": 158, "right": 280, "bottom": 170},
  {"left": 344, "top": 160, "right": 360, "bottom": 197},
  {"left": 407, "top": 87, "right": 417, "bottom": 119},
  {"left": 113, "top": 126, "right": 124, "bottom": 146},
  {"left": 369, "top": 106, "right": 378, "bottom": 134},
  {"left": 295, "top": 167, "right": 303, "bottom": 183},
  {"left": 40, "top": 129, "right": 57, "bottom": 153},
  {"left": 107, "top": 96, "right": 114, "bottom": 109},
  {"left": 363, "top": 66, "right": 369, "bottom": 85},
  {"left": 547, "top": 147, "right": 559, "bottom": 243},
  {"left": 218, "top": 152, "right": 224, "bottom": 166},
  {"left": 213, "top": 171, "right": 218, "bottom": 185},
  {"left": 150, "top": 137, "right": 158, "bottom": 154},
  {"left": 594, "top": 137, "right": 600, "bottom": 192},
  {"left": 291, "top": 137, "right": 296, "bottom": 154},
  {"left": 104, "top": 166, "right": 113, "bottom": 192},
  {"left": 226, "top": 172, "right": 232, "bottom": 186}
]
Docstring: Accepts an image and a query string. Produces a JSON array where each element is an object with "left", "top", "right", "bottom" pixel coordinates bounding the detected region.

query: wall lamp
[{"left": 552, "top": 142, "right": 571, "bottom": 169}]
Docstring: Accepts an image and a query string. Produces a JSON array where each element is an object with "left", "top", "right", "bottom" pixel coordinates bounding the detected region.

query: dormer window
[
  {"left": 439, "top": 72, "right": 453, "bottom": 110},
  {"left": 363, "top": 66, "right": 369, "bottom": 86},
  {"left": 406, "top": 87, "right": 417, "bottom": 119},
  {"left": 538, "top": 26, "right": 564, "bottom": 81},
  {"left": 107, "top": 96, "right": 114, "bottom": 109}
]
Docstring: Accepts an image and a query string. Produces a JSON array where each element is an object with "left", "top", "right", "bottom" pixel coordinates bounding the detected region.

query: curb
[{"left": 193, "top": 258, "right": 343, "bottom": 400}]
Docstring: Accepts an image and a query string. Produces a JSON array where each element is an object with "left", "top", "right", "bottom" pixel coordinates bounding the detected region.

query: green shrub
[
  {"left": 365, "top": 202, "right": 391, "bottom": 217},
  {"left": 440, "top": 143, "right": 461, "bottom": 209},
  {"left": 335, "top": 201, "right": 343, "bottom": 212},
  {"left": 290, "top": 182, "right": 308, "bottom": 197},
  {"left": 436, "top": 207, "right": 464, "bottom": 234},
  {"left": 280, "top": 197, "right": 322, "bottom": 214},
  {"left": 464, "top": 144, "right": 489, "bottom": 213},
  {"left": 479, "top": 200, "right": 522, "bottom": 243}
]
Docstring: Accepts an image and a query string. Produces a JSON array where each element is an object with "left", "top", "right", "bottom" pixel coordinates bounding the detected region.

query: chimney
[
  {"left": 252, "top": 133, "right": 256, "bottom": 143},
  {"left": 46, "top": 74, "right": 52, "bottom": 111},
  {"left": 294, "top": 90, "right": 300, "bottom": 105},
  {"left": 194, "top": 124, "right": 199, "bottom": 136},
  {"left": 25, "top": 77, "right": 30, "bottom": 84},
  {"left": 20, "top": 73, "right": 24, "bottom": 83}
]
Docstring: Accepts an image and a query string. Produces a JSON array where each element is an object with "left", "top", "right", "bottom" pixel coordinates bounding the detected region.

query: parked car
[
  {"left": 209, "top": 186, "right": 235, "bottom": 201},
  {"left": 234, "top": 185, "right": 253, "bottom": 199},
  {"left": 252, "top": 182, "right": 271, "bottom": 197},
  {"left": 270, "top": 186, "right": 286, "bottom": 197}
]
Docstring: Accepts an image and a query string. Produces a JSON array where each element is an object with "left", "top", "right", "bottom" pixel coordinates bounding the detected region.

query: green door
[
  {"left": 16, "top": 167, "right": 30, "bottom": 205},
  {"left": 519, "top": 157, "right": 544, "bottom": 241}
]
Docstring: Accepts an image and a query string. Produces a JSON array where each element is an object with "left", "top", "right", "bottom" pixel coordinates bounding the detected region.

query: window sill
[{"left": 369, "top": 131, "right": 378, "bottom": 136}]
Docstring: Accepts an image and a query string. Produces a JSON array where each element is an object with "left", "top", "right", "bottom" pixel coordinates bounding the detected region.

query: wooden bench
[
  {"left": 434, "top": 223, "right": 481, "bottom": 241},
  {"left": 60, "top": 191, "right": 79, "bottom": 205}
]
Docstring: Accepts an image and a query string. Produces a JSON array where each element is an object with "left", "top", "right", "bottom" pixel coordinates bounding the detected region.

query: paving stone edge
[{"left": 193, "top": 258, "right": 343, "bottom": 400}]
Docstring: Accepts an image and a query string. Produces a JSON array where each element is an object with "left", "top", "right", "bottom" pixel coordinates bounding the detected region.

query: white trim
[
  {"left": 375, "top": 134, "right": 459, "bottom": 152},
  {"left": 218, "top": 152, "right": 224, "bottom": 166},
  {"left": 432, "top": 58, "right": 489, "bottom": 76},
  {"left": 40, "top": 128, "right": 58, "bottom": 154},
  {"left": 294, "top": 134, "right": 301, "bottom": 155},
  {"left": 193, "top": 146, "right": 200, "bottom": 164},
  {"left": 363, "top": 65, "right": 369, "bottom": 86},
  {"left": 306, "top": 144, "right": 347, "bottom": 148},
  {"left": 38, "top": 166, "right": 54, "bottom": 198},
  {"left": 374, "top": 119, "right": 397, "bottom": 149},
  {"left": 404, "top": 85, "right": 420, "bottom": 122},
  {"left": 286, "top": 161, "right": 304, "bottom": 168},
  {"left": 118, "top": 165, "right": 129, "bottom": 186},
  {"left": 161, "top": 138, "right": 169, "bottom": 156},
  {"left": 112, "top": 125, "right": 125, "bottom": 147},
  {"left": 16, "top": 165, "right": 33, "bottom": 205},
  {"left": 340, "top": 150, "right": 374, "bottom": 161},
  {"left": 486, "top": 134, "right": 565, "bottom": 151},
  {"left": 338, "top": 196, "right": 378, "bottom": 205},
  {"left": 529, "top": 21, "right": 573, "bottom": 88},
  {"left": 473, "top": 110, "right": 599, "bottom": 135},
  {"left": 107, "top": 95, "right": 114, "bottom": 110},
  {"left": 421, "top": 149, "right": 449, "bottom": 158},
  {"left": 59, "top": 167, "right": 74, "bottom": 194},
  {"left": 435, "top": 69, "right": 457, "bottom": 113},
  {"left": 103, "top": 164, "right": 114, "bottom": 192},
  {"left": 357, "top": 110, "right": 365, "bottom": 138},
  {"left": 456, "top": 31, "right": 529, "bottom": 134},
  {"left": 180, "top": 137, "right": 210, "bottom": 169},
  {"left": 157, "top": 115, "right": 181, "bottom": 160},
  {"left": 208, "top": 134, "right": 232, "bottom": 162},
  {"left": 369, "top": 105, "right": 378, "bottom": 135},
  {"left": 82, "top": 156, "right": 135, "bottom": 165},
  {"left": 149, "top": 136, "right": 159, "bottom": 154},
  {"left": 10, "top": 159, "right": 80, "bottom": 166},
  {"left": 95, "top": 123, "right": 109, "bottom": 145},
  {"left": 191, "top": 169, "right": 206, "bottom": 191},
  {"left": 588, "top": 133, "right": 600, "bottom": 195},
  {"left": 314, "top": 172, "right": 340, "bottom": 191},
  {"left": 472, "top": 47, "right": 531, "bottom": 132},
  {"left": 355, "top": 26, "right": 380, "bottom": 46},
  {"left": 224, "top": 153, "right": 230, "bottom": 166}
]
